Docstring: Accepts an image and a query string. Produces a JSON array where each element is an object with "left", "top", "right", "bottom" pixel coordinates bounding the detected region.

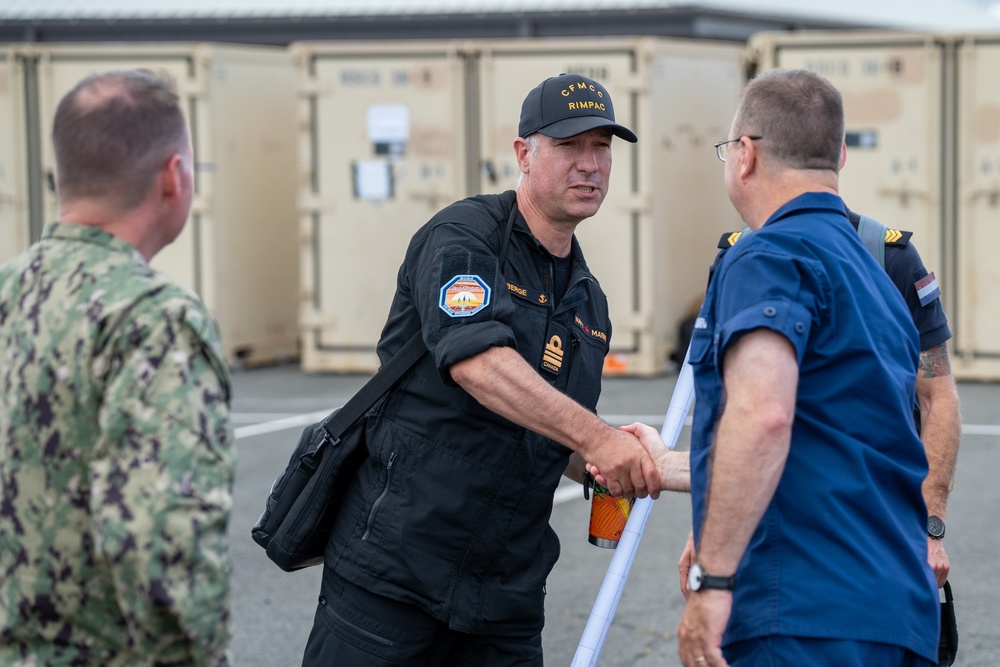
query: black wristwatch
[
  {"left": 688, "top": 563, "right": 736, "bottom": 592},
  {"left": 927, "top": 515, "right": 946, "bottom": 540}
]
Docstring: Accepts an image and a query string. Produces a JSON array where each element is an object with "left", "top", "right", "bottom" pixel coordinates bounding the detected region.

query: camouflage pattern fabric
[{"left": 0, "top": 223, "right": 235, "bottom": 666}]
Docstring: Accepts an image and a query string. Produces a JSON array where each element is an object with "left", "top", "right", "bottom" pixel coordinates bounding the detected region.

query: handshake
[{"left": 581, "top": 422, "right": 691, "bottom": 499}]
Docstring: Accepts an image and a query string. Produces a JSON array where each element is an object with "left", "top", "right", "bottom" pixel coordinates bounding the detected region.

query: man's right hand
[
  {"left": 585, "top": 422, "right": 695, "bottom": 498},
  {"left": 582, "top": 426, "right": 662, "bottom": 499},
  {"left": 620, "top": 422, "right": 691, "bottom": 493}
]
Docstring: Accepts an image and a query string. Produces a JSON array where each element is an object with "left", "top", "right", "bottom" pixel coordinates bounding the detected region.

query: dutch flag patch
[{"left": 915, "top": 272, "right": 941, "bottom": 307}]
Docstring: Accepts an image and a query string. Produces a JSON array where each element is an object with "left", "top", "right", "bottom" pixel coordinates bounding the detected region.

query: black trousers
[{"left": 301, "top": 569, "right": 544, "bottom": 667}]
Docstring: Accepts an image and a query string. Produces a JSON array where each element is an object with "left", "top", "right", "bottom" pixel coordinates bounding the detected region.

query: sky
[{"left": 960, "top": 0, "right": 1000, "bottom": 14}]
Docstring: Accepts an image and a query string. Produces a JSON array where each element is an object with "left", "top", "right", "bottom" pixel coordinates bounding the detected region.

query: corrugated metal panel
[{"left": 0, "top": 0, "right": 998, "bottom": 31}]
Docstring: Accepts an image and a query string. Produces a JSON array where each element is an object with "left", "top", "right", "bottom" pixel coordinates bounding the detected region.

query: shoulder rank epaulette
[
  {"left": 883, "top": 229, "right": 912, "bottom": 246},
  {"left": 718, "top": 230, "right": 745, "bottom": 249},
  {"left": 717, "top": 228, "right": 910, "bottom": 248}
]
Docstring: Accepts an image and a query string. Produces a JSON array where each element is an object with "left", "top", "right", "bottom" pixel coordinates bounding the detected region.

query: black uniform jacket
[{"left": 325, "top": 190, "right": 612, "bottom": 636}]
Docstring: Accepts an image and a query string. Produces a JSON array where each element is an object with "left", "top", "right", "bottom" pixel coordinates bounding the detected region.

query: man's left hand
[
  {"left": 928, "top": 537, "right": 950, "bottom": 588},
  {"left": 678, "top": 590, "right": 732, "bottom": 667}
]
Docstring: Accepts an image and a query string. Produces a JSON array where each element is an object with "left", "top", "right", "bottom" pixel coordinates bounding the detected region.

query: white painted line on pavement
[
  {"left": 231, "top": 412, "right": 298, "bottom": 424},
  {"left": 235, "top": 409, "right": 999, "bottom": 444},
  {"left": 234, "top": 409, "right": 333, "bottom": 440},
  {"left": 233, "top": 410, "right": 675, "bottom": 441},
  {"left": 554, "top": 485, "right": 584, "bottom": 506},
  {"left": 962, "top": 424, "right": 1000, "bottom": 437}
]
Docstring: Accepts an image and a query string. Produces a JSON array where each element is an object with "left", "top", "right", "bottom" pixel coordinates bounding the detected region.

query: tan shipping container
[
  {"left": 0, "top": 48, "right": 28, "bottom": 266},
  {"left": 295, "top": 37, "right": 744, "bottom": 376},
  {"left": 953, "top": 33, "right": 1000, "bottom": 380},
  {"left": 292, "top": 41, "right": 473, "bottom": 373},
  {"left": 31, "top": 43, "right": 300, "bottom": 366},
  {"left": 746, "top": 31, "right": 951, "bottom": 280},
  {"left": 747, "top": 30, "right": 1000, "bottom": 380}
]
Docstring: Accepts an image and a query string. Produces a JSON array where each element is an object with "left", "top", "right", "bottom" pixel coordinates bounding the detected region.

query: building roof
[
  {"left": 1, "top": 0, "right": 996, "bottom": 46},
  {"left": 0, "top": 0, "right": 996, "bottom": 31}
]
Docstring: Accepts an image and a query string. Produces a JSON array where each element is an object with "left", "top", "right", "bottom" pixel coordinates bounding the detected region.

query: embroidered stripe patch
[{"left": 915, "top": 271, "right": 941, "bottom": 307}]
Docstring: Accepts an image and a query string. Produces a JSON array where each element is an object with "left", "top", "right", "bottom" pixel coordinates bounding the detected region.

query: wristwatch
[
  {"left": 688, "top": 563, "right": 736, "bottom": 592},
  {"left": 927, "top": 515, "right": 946, "bottom": 540}
]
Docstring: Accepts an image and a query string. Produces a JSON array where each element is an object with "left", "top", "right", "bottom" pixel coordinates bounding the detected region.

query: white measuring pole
[{"left": 571, "top": 358, "right": 695, "bottom": 667}]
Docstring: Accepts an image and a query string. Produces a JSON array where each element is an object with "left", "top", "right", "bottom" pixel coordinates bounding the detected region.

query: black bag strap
[{"left": 322, "top": 200, "right": 519, "bottom": 440}]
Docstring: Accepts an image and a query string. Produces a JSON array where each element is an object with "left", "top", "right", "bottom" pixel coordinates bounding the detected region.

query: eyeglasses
[{"left": 714, "top": 135, "right": 763, "bottom": 162}]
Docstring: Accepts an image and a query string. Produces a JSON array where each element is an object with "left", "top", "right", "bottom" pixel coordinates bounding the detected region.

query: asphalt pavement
[{"left": 228, "top": 363, "right": 1000, "bottom": 666}]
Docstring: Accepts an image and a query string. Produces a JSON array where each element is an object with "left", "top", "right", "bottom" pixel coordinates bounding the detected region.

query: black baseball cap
[{"left": 518, "top": 73, "right": 637, "bottom": 143}]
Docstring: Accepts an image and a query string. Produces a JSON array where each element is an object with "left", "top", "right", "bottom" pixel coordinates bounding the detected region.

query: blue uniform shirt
[{"left": 689, "top": 193, "right": 939, "bottom": 661}]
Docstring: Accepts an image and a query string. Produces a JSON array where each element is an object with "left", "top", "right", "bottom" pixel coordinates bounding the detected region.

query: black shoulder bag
[
  {"left": 939, "top": 580, "right": 959, "bottom": 666},
  {"left": 251, "top": 202, "right": 518, "bottom": 572}
]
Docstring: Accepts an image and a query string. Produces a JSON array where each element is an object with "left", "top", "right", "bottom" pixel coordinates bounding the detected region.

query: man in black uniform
[
  {"left": 675, "top": 205, "right": 961, "bottom": 596},
  {"left": 842, "top": 209, "right": 960, "bottom": 590},
  {"left": 301, "top": 74, "right": 691, "bottom": 666}
]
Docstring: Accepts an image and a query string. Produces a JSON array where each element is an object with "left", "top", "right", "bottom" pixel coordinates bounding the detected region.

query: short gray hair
[
  {"left": 733, "top": 69, "right": 844, "bottom": 172},
  {"left": 515, "top": 133, "right": 541, "bottom": 189}
]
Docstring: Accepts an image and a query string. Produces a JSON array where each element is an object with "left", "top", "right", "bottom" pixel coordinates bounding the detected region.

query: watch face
[
  {"left": 928, "top": 515, "right": 946, "bottom": 539},
  {"left": 688, "top": 563, "right": 703, "bottom": 592}
]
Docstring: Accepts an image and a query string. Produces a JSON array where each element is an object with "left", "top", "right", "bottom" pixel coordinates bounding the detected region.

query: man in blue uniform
[
  {"left": 676, "top": 211, "right": 961, "bottom": 595},
  {"left": 300, "top": 74, "right": 690, "bottom": 666},
  {"left": 678, "top": 69, "right": 938, "bottom": 666}
]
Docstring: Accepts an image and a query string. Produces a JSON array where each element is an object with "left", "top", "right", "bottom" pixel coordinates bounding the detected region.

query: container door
[
  {"left": 477, "top": 48, "right": 644, "bottom": 370},
  {"left": 0, "top": 52, "right": 27, "bottom": 266},
  {"left": 954, "top": 37, "right": 1000, "bottom": 379},
  {"left": 770, "top": 38, "right": 947, "bottom": 276},
  {"left": 643, "top": 43, "right": 745, "bottom": 373},
  {"left": 35, "top": 50, "right": 199, "bottom": 294},
  {"left": 201, "top": 49, "right": 300, "bottom": 365},
  {"left": 300, "top": 46, "right": 469, "bottom": 372}
]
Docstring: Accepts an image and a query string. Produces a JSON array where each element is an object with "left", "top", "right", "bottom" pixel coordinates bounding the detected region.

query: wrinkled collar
[{"left": 42, "top": 222, "right": 147, "bottom": 264}]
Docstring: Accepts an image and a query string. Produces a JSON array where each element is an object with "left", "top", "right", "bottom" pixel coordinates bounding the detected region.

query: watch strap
[
  {"left": 699, "top": 573, "right": 736, "bottom": 591},
  {"left": 690, "top": 563, "right": 736, "bottom": 591}
]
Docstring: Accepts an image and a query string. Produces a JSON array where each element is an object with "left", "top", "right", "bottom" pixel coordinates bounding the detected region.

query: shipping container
[
  {"left": 0, "top": 47, "right": 28, "bottom": 266},
  {"left": 952, "top": 33, "right": 1000, "bottom": 379},
  {"left": 745, "top": 30, "right": 1000, "bottom": 380},
  {"left": 27, "top": 43, "right": 301, "bottom": 366},
  {"left": 295, "top": 37, "right": 744, "bottom": 375},
  {"left": 292, "top": 40, "right": 474, "bottom": 373},
  {"left": 746, "top": 31, "right": 951, "bottom": 281}
]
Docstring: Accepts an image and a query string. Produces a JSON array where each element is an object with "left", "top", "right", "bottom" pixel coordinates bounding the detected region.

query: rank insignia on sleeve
[
  {"left": 440, "top": 274, "right": 491, "bottom": 318},
  {"left": 915, "top": 271, "right": 941, "bottom": 307}
]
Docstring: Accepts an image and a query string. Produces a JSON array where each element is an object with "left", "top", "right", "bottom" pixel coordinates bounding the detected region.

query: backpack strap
[{"left": 856, "top": 214, "right": 888, "bottom": 269}]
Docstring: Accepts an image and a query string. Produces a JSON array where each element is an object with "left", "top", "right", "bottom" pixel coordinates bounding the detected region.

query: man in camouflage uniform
[{"left": 0, "top": 70, "right": 234, "bottom": 666}]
